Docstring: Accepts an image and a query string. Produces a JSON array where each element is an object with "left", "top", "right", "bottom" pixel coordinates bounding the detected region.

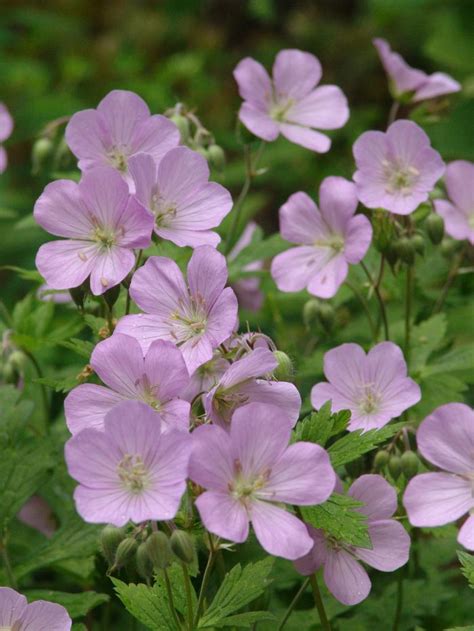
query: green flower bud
[
  {"left": 411, "top": 234, "right": 425, "bottom": 256},
  {"left": 372, "top": 210, "right": 396, "bottom": 253},
  {"left": 195, "top": 146, "right": 210, "bottom": 161},
  {"left": 373, "top": 449, "right": 390, "bottom": 471},
  {"left": 395, "top": 237, "right": 416, "bottom": 265},
  {"left": 2, "top": 362, "right": 19, "bottom": 385},
  {"left": 401, "top": 451, "right": 419, "bottom": 479},
  {"left": 114, "top": 537, "right": 138, "bottom": 569},
  {"left": 272, "top": 350, "right": 294, "bottom": 382},
  {"left": 441, "top": 237, "right": 463, "bottom": 258},
  {"left": 345, "top": 458, "right": 364, "bottom": 479},
  {"left": 170, "top": 114, "right": 191, "bottom": 143},
  {"left": 207, "top": 144, "right": 226, "bottom": 171},
  {"left": 388, "top": 455, "right": 402, "bottom": 480},
  {"left": 32, "top": 137, "right": 54, "bottom": 174},
  {"left": 302, "top": 299, "right": 320, "bottom": 329},
  {"left": 425, "top": 213, "right": 444, "bottom": 245},
  {"left": 146, "top": 531, "right": 172, "bottom": 570},
  {"left": 136, "top": 541, "right": 154, "bottom": 579},
  {"left": 318, "top": 302, "right": 335, "bottom": 332},
  {"left": 385, "top": 242, "right": 399, "bottom": 267},
  {"left": 103, "top": 283, "right": 121, "bottom": 310},
  {"left": 8, "top": 350, "right": 27, "bottom": 371},
  {"left": 100, "top": 525, "right": 126, "bottom": 565},
  {"left": 170, "top": 530, "right": 195, "bottom": 565}
]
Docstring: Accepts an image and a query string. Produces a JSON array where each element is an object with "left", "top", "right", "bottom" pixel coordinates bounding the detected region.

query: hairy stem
[
  {"left": 163, "top": 567, "right": 183, "bottom": 630},
  {"left": 360, "top": 260, "right": 390, "bottom": 341},
  {"left": 387, "top": 101, "right": 400, "bottom": 127},
  {"left": 404, "top": 264, "right": 414, "bottom": 366},
  {"left": 345, "top": 279, "right": 377, "bottom": 343},
  {"left": 392, "top": 570, "right": 404, "bottom": 631},
  {"left": 432, "top": 245, "right": 467, "bottom": 314},
  {"left": 278, "top": 577, "right": 310, "bottom": 630},
  {"left": 194, "top": 533, "right": 217, "bottom": 626},
  {"left": 181, "top": 563, "right": 194, "bottom": 631},
  {"left": 309, "top": 574, "right": 332, "bottom": 631}
]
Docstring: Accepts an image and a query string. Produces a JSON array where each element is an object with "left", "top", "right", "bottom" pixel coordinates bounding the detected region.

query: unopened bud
[
  {"left": 8, "top": 350, "right": 27, "bottom": 372},
  {"left": 195, "top": 146, "right": 210, "bottom": 161},
  {"left": 170, "top": 114, "right": 190, "bottom": 143},
  {"left": 395, "top": 237, "right": 416, "bottom": 265},
  {"left": 303, "top": 299, "right": 320, "bottom": 329},
  {"left": 2, "top": 362, "right": 19, "bottom": 384},
  {"left": 441, "top": 237, "right": 462, "bottom": 258},
  {"left": 411, "top": 234, "right": 425, "bottom": 256},
  {"left": 32, "top": 137, "right": 54, "bottom": 174},
  {"left": 113, "top": 537, "right": 138, "bottom": 570},
  {"left": 318, "top": 302, "right": 335, "bottom": 332},
  {"left": 103, "top": 283, "right": 121, "bottom": 310},
  {"left": 372, "top": 210, "right": 396, "bottom": 253},
  {"left": 69, "top": 283, "right": 89, "bottom": 310},
  {"left": 100, "top": 525, "right": 126, "bottom": 565},
  {"left": 388, "top": 455, "right": 402, "bottom": 480},
  {"left": 146, "top": 531, "right": 172, "bottom": 570},
  {"left": 373, "top": 449, "right": 390, "bottom": 471},
  {"left": 425, "top": 213, "right": 444, "bottom": 245},
  {"left": 170, "top": 530, "right": 195, "bottom": 565},
  {"left": 272, "top": 350, "right": 293, "bottom": 382},
  {"left": 136, "top": 541, "right": 154, "bottom": 579},
  {"left": 207, "top": 144, "right": 225, "bottom": 171},
  {"left": 401, "top": 451, "right": 419, "bottom": 479},
  {"left": 385, "top": 241, "right": 399, "bottom": 267}
]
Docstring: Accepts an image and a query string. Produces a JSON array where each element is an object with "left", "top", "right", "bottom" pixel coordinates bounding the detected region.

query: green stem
[
  {"left": 277, "top": 577, "right": 310, "bottom": 630},
  {"left": 360, "top": 261, "right": 390, "bottom": 341},
  {"left": 1, "top": 540, "right": 17, "bottom": 589},
  {"left": 387, "top": 101, "right": 400, "bottom": 127},
  {"left": 345, "top": 280, "right": 377, "bottom": 343},
  {"left": 404, "top": 264, "right": 414, "bottom": 366},
  {"left": 125, "top": 249, "right": 143, "bottom": 315},
  {"left": 309, "top": 574, "right": 331, "bottom": 631},
  {"left": 163, "top": 567, "right": 183, "bottom": 630},
  {"left": 392, "top": 570, "right": 404, "bottom": 631},
  {"left": 194, "top": 534, "right": 217, "bottom": 626},
  {"left": 181, "top": 563, "right": 194, "bottom": 631},
  {"left": 432, "top": 245, "right": 466, "bottom": 314},
  {"left": 23, "top": 349, "right": 49, "bottom": 427}
]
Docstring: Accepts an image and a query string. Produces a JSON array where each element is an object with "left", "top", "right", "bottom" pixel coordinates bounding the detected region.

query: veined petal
[
  {"left": 35, "top": 240, "right": 98, "bottom": 291},
  {"left": 91, "top": 333, "right": 144, "bottom": 395},
  {"left": 34, "top": 179, "right": 93, "bottom": 238},
  {"left": 65, "top": 384, "right": 125, "bottom": 434},
  {"left": 89, "top": 247, "right": 135, "bottom": 296},
  {"left": 189, "top": 424, "right": 234, "bottom": 491},
  {"left": 323, "top": 548, "right": 371, "bottom": 605},
  {"left": 355, "top": 520, "right": 410, "bottom": 571},
  {"left": 195, "top": 491, "right": 249, "bottom": 543}
]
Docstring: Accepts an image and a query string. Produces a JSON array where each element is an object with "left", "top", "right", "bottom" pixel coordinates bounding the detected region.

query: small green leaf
[
  {"left": 410, "top": 314, "right": 447, "bottom": 373},
  {"left": 25, "top": 590, "right": 109, "bottom": 618},
  {"left": 111, "top": 578, "right": 179, "bottom": 631},
  {"left": 328, "top": 421, "right": 405, "bottom": 467},
  {"left": 458, "top": 551, "right": 474, "bottom": 589},
  {"left": 211, "top": 611, "right": 276, "bottom": 628},
  {"left": 60, "top": 338, "right": 94, "bottom": 359}
]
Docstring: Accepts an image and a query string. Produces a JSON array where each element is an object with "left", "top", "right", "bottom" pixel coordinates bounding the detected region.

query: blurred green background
[{"left": 1, "top": 0, "right": 473, "bottom": 305}]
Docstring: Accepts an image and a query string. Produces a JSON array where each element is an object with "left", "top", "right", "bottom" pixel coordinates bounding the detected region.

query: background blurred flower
[
  {"left": 0, "top": 102, "right": 13, "bottom": 173},
  {"left": 434, "top": 160, "right": 474, "bottom": 244}
]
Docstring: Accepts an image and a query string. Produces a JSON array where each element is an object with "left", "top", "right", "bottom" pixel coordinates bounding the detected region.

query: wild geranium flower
[
  {"left": 228, "top": 222, "right": 264, "bottom": 311},
  {"left": 0, "top": 587, "right": 71, "bottom": 630},
  {"left": 353, "top": 119, "right": 445, "bottom": 215},
  {"left": 311, "top": 342, "right": 421, "bottom": 432},
  {"left": 65, "top": 400, "right": 191, "bottom": 526},
  {"left": 34, "top": 168, "right": 153, "bottom": 295},
  {"left": 271, "top": 177, "right": 372, "bottom": 298},
  {"left": 373, "top": 38, "right": 460, "bottom": 103},
  {"left": 65, "top": 89, "right": 179, "bottom": 185},
  {"left": 294, "top": 475, "right": 410, "bottom": 605},
  {"left": 434, "top": 160, "right": 474, "bottom": 244},
  {"left": 189, "top": 402, "right": 336, "bottom": 560},
  {"left": 204, "top": 347, "right": 301, "bottom": 428},
  {"left": 115, "top": 246, "right": 238, "bottom": 374},
  {"left": 65, "top": 334, "right": 190, "bottom": 435},
  {"left": 234, "top": 49, "right": 349, "bottom": 152},
  {"left": 404, "top": 403, "right": 474, "bottom": 550},
  {"left": 182, "top": 354, "right": 230, "bottom": 403},
  {"left": 128, "top": 147, "right": 232, "bottom": 247},
  {"left": 0, "top": 102, "right": 13, "bottom": 173}
]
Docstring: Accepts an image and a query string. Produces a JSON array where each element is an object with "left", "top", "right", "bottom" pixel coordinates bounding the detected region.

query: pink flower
[
  {"left": 228, "top": 222, "right": 264, "bottom": 311},
  {"left": 182, "top": 354, "right": 230, "bottom": 403},
  {"left": 204, "top": 347, "right": 301, "bottom": 428},
  {"left": 353, "top": 119, "right": 445, "bottom": 215},
  {"left": 37, "top": 283, "right": 72, "bottom": 304},
  {"left": 116, "top": 246, "right": 238, "bottom": 374},
  {"left": 65, "top": 334, "right": 190, "bottom": 435},
  {"left": 403, "top": 403, "right": 474, "bottom": 550},
  {"left": 189, "top": 402, "right": 336, "bottom": 560},
  {"left": 34, "top": 168, "right": 153, "bottom": 295},
  {"left": 128, "top": 147, "right": 232, "bottom": 248},
  {"left": 65, "top": 90, "right": 179, "bottom": 186},
  {"left": 0, "top": 102, "right": 13, "bottom": 173},
  {"left": 311, "top": 342, "right": 421, "bottom": 432},
  {"left": 271, "top": 177, "right": 372, "bottom": 298},
  {"left": 434, "top": 160, "right": 474, "bottom": 244},
  {"left": 373, "top": 38, "right": 460, "bottom": 103},
  {"left": 65, "top": 400, "right": 191, "bottom": 526},
  {"left": 234, "top": 49, "right": 349, "bottom": 152},
  {"left": 0, "top": 587, "right": 71, "bottom": 630},
  {"left": 294, "top": 475, "right": 410, "bottom": 605},
  {"left": 17, "top": 496, "right": 56, "bottom": 538}
]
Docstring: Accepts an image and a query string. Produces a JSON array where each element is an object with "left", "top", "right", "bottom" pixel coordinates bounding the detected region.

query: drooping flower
[
  {"left": 115, "top": 246, "right": 238, "bottom": 374},
  {"left": 128, "top": 147, "right": 232, "bottom": 247},
  {"left": 0, "top": 587, "right": 71, "bottom": 631},
  {"left": 0, "top": 102, "right": 13, "bottom": 173},
  {"left": 353, "top": 119, "right": 445, "bottom": 215},
  {"left": 373, "top": 38, "right": 460, "bottom": 103},
  {"left": 189, "top": 402, "right": 336, "bottom": 560},
  {"left": 17, "top": 495, "right": 56, "bottom": 538},
  {"left": 311, "top": 342, "right": 421, "bottom": 432},
  {"left": 228, "top": 222, "right": 264, "bottom": 311},
  {"left": 204, "top": 347, "right": 301, "bottom": 428},
  {"left": 403, "top": 403, "right": 474, "bottom": 550},
  {"left": 294, "top": 474, "right": 410, "bottom": 605},
  {"left": 65, "top": 89, "right": 179, "bottom": 185},
  {"left": 65, "top": 400, "right": 191, "bottom": 526},
  {"left": 271, "top": 177, "right": 372, "bottom": 298},
  {"left": 434, "top": 160, "right": 474, "bottom": 244},
  {"left": 182, "top": 353, "right": 230, "bottom": 403},
  {"left": 65, "top": 334, "right": 190, "bottom": 435},
  {"left": 234, "top": 49, "right": 349, "bottom": 152},
  {"left": 34, "top": 168, "right": 153, "bottom": 295}
]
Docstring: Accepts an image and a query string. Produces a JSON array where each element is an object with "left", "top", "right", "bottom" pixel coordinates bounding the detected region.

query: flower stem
[
  {"left": 194, "top": 533, "right": 217, "bottom": 626},
  {"left": 432, "top": 244, "right": 467, "bottom": 314},
  {"left": 345, "top": 279, "right": 377, "bottom": 343},
  {"left": 23, "top": 349, "right": 49, "bottom": 429},
  {"left": 163, "top": 567, "right": 183, "bottom": 630},
  {"left": 125, "top": 249, "right": 143, "bottom": 315},
  {"left": 360, "top": 260, "right": 390, "bottom": 341},
  {"left": 309, "top": 574, "right": 332, "bottom": 631},
  {"left": 404, "top": 264, "right": 414, "bottom": 366},
  {"left": 0, "top": 539, "right": 17, "bottom": 589},
  {"left": 180, "top": 563, "right": 194, "bottom": 631},
  {"left": 277, "top": 577, "right": 310, "bottom": 630},
  {"left": 387, "top": 101, "right": 400, "bottom": 127},
  {"left": 392, "top": 570, "right": 404, "bottom": 631}
]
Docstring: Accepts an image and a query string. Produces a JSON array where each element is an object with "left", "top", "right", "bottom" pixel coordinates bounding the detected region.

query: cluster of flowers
[{"left": 2, "top": 38, "right": 472, "bottom": 623}]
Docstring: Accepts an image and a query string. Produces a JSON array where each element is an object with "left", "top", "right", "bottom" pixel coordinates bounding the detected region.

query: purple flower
[
  {"left": 229, "top": 222, "right": 264, "bottom": 311},
  {"left": 17, "top": 495, "right": 56, "bottom": 538},
  {"left": 434, "top": 160, "right": 474, "bottom": 245},
  {"left": 182, "top": 354, "right": 230, "bottom": 403},
  {"left": 234, "top": 49, "right": 349, "bottom": 152},
  {"left": 294, "top": 474, "right": 410, "bottom": 605},
  {"left": 65, "top": 400, "right": 191, "bottom": 526},
  {"left": 373, "top": 38, "right": 460, "bottom": 103},
  {"left": 403, "top": 403, "right": 474, "bottom": 550},
  {"left": 34, "top": 168, "right": 153, "bottom": 295},
  {"left": 65, "top": 89, "right": 179, "bottom": 186},
  {"left": 353, "top": 119, "right": 445, "bottom": 215},
  {"left": 115, "top": 246, "right": 238, "bottom": 374},
  {"left": 311, "top": 342, "right": 421, "bottom": 432},
  {"left": 204, "top": 347, "right": 301, "bottom": 428},
  {"left": 0, "top": 102, "right": 13, "bottom": 173},
  {"left": 128, "top": 147, "right": 232, "bottom": 248},
  {"left": 189, "top": 402, "right": 336, "bottom": 559},
  {"left": 0, "top": 587, "right": 71, "bottom": 630},
  {"left": 271, "top": 177, "right": 372, "bottom": 298},
  {"left": 37, "top": 283, "right": 72, "bottom": 304},
  {"left": 65, "top": 334, "right": 190, "bottom": 435}
]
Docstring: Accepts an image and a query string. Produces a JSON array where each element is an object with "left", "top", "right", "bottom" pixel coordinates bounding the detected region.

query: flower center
[
  {"left": 314, "top": 234, "right": 345, "bottom": 254},
  {"left": 468, "top": 213, "right": 474, "bottom": 230},
  {"left": 358, "top": 384, "right": 382, "bottom": 415},
  {"left": 151, "top": 192, "right": 178, "bottom": 227},
  {"left": 269, "top": 97, "right": 294, "bottom": 122},
  {"left": 383, "top": 160, "right": 420, "bottom": 195},
  {"left": 170, "top": 295, "right": 208, "bottom": 345},
  {"left": 228, "top": 459, "right": 271, "bottom": 505},
  {"left": 117, "top": 453, "right": 149, "bottom": 494},
  {"left": 108, "top": 147, "right": 128, "bottom": 172},
  {"left": 213, "top": 386, "right": 250, "bottom": 422},
  {"left": 92, "top": 226, "right": 117, "bottom": 248},
  {"left": 138, "top": 375, "right": 163, "bottom": 412}
]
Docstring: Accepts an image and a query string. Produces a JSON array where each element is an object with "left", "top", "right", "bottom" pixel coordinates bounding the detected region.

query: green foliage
[
  {"left": 458, "top": 551, "right": 474, "bottom": 589},
  {"left": 25, "top": 590, "right": 109, "bottom": 617},
  {"left": 327, "top": 421, "right": 406, "bottom": 467},
  {"left": 293, "top": 403, "right": 350, "bottom": 446}
]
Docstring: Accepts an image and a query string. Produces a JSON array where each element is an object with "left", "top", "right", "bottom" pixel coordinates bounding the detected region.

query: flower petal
[
  {"left": 189, "top": 424, "right": 234, "bottom": 491},
  {"left": 237, "top": 380, "right": 302, "bottom": 427},
  {"left": 0, "top": 587, "right": 27, "bottom": 627},
  {"left": 271, "top": 246, "right": 323, "bottom": 292},
  {"left": 34, "top": 179, "right": 93, "bottom": 238},
  {"left": 293, "top": 526, "right": 328, "bottom": 575},
  {"left": 348, "top": 474, "right": 397, "bottom": 520},
  {"left": 20, "top": 600, "right": 72, "bottom": 631},
  {"left": 233, "top": 57, "right": 272, "bottom": 108},
  {"left": 286, "top": 85, "right": 349, "bottom": 129},
  {"left": 273, "top": 49, "right": 322, "bottom": 100},
  {"left": 144, "top": 339, "right": 190, "bottom": 399},
  {"left": 89, "top": 247, "right": 135, "bottom": 296},
  {"left": 318, "top": 176, "right": 358, "bottom": 229},
  {"left": 91, "top": 333, "right": 144, "bottom": 396},
  {"left": 323, "top": 548, "right": 371, "bottom": 605},
  {"left": 35, "top": 240, "right": 98, "bottom": 291},
  {"left": 238, "top": 103, "right": 279, "bottom": 141},
  {"left": 356, "top": 520, "right": 410, "bottom": 571},
  {"left": 115, "top": 313, "right": 173, "bottom": 354},
  {"left": 458, "top": 514, "right": 474, "bottom": 551},
  {"left": 195, "top": 491, "right": 249, "bottom": 543},
  {"left": 187, "top": 246, "right": 228, "bottom": 308},
  {"left": 279, "top": 191, "right": 323, "bottom": 245},
  {"left": 306, "top": 254, "right": 348, "bottom": 299},
  {"left": 129, "top": 255, "right": 188, "bottom": 315},
  {"left": 344, "top": 214, "right": 373, "bottom": 264},
  {"left": 279, "top": 123, "right": 331, "bottom": 153},
  {"left": 64, "top": 384, "right": 125, "bottom": 434},
  {"left": 65, "top": 108, "right": 111, "bottom": 170}
]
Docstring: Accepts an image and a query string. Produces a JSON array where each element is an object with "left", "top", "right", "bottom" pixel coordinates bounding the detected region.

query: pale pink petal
[
  {"left": 373, "top": 38, "right": 426, "bottom": 94},
  {"left": 180, "top": 335, "right": 215, "bottom": 376},
  {"left": 324, "top": 549, "right": 371, "bottom": 606},
  {"left": 157, "top": 227, "right": 221, "bottom": 248},
  {"left": 34, "top": 179, "right": 93, "bottom": 238},
  {"left": 187, "top": 246, "right": 228, "bottom": 307},
  {"left": 0, "top": 103, "right": 14, "bottom": 142},
  {"left": 64, "top": 384, "right": 125, "bottom": 434},
  {"left": 318, "top": 176, "right": 358, "bottom": 229},
  {"left": 205, "top": 287, "right": 239, "bottom": 346},
  {"left": 0, "top": 146, "right": 7, "bottom": 173},
  {"left": 195, "top": 491, "right": 249, "bottom": 543},
  {"left": 129, "top": 256, "right": 188, "bottom": 315},
  {"left": 115, "top": 313, "right": 173, "bottom": 354},
  {"left": 279, "top": 192, "right": 323, "bottom": 245},
  {"left": 20, "top": 600, "right": 72, "bottom": 631},
  {"left": 435, "top": 200, "right": 473, "bottom": 244},
  {"left": 219, "top": 347, "right": 277, "bottom": 389},
  {"left": 352, "top": 129, "right": 387, "bottom": 172},
  {"left": 233, "top": 57, "right": 272, "bottom": 108},
  {"left": 458, "top": 515, "right": 474, "bottom": 551},
  {"left": 355, "top": 520, "right": 410, "bottom": 571},
  {"left": 0, "top": 587, "right": 27, "bottom": 627},
  {"left": 237, "top": 380, "right": 301, "bottom": 427},
  {"left": 189, "top": 424, "right": 234, "bottom": 491},
  {"left": 128, "top": 153, "right": 157, "bottom": 208},
  {"left": 78, "top": 167, "right": 129, "bottom": 228},
  {"left": 97, "top": 89, "right": 150, "bottom": 147},
  {"left": 116, "top": 196, "right": 154, "bottom": 249},
  {"left": 279, "top": 123, "right": 331, "bottom": 153},
  {"left": 322, "top": 343, "right": 366, "bottom": 397},
  {"left": 238, "top": 103, "right": 279, "bottom": 141},
  {"left": 344, "top": 215, "right": 373, "bottom": 264},
  {"left": 17, "top": 496, "right": 56, "bottom": 538},
  {"left": 306, "top": 254, "right": 348, "bottom": 298},
  {"left": 160, "top": 399, "right": 190, "bottom": 433},
  {"left": 311, "top": 382, "right": 353, "bottom": 412},
  {"left": 91, "top": 333, "right": 145, "bottom": 395},
  {"left": 65, "top": 429, "right": 122, "bottom": 488},
  {"left": 89, "top": 247, "right": 135, "bottom": 296},
  {"left": 293, "top": 526, "right": 328, "bottom": 575},
  {"left": 144, "top": 339, "right": 190, "bottom": 399},
  {"left": 348, "top": 474, "right": 397, "bottom": 520},
  {"left": 413, "top": 72, "right": 461, "bottom": 102},
  {"left": 271, "top": 246, "right": 324, "bottom": 292},
  {"left": 65, "top": 109, "right": 111, "bottom": 170},
  {"left": 35, "top": 240, "right": 98, "bottom": 291},
  {"left": 445, "top": 161, "right": 474, "bottom": 213},
  {"left": 273, "top": 49, "right": 322, "bottom": 100},
  {"left": 157, "top": 146, "right": 209, "bottom": 202},
  {"left": 131, "top": 115, "right": 179, "bottom": 162},
  {"left": 286, "top": 85, "right": 349, "bottom": 129}
]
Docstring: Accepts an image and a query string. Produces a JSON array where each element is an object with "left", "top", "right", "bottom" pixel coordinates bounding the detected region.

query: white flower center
[
  {"left": 314, "top": 234, "right": 345, "bottom": 254},
  {"left": 151, "top": 192, "right": 178, "bottom": 227},
  {"left": 468, "top": 213, "right": 474, "bottom": 230},
  {"left": 117, "top": 453, "right": 149, "bottom": 494},
  {"left": 170, "top": 295, "right": 208, "bottom": 345},
  {"left": 108, "top": 147, "right": 128, "bottom": 172},
  {"left": 358, "top": 384, "right": 382, "bottom": 415},
  {"left": 269, "top": 97, "right": 294, "bottom": 122},
  {"left": 138, "top": 375, "right": 163, "bottom": 412},
  {"left": 213, "top": 385, "right": 250, "bottom": 423},
  {"left": 228, "top": 458, "right": 271, "bottom": 506},
  {"left": 383, "top": 160, "right": 420, "bottom": 196}
]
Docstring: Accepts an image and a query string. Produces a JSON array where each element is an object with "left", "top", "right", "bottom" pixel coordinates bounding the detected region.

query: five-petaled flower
[
  {"left": 434, "top": 160, "right": 474, "bottom": 245},
  {"left": 0, "top": 586, "right": 71, "bottom": 631}
]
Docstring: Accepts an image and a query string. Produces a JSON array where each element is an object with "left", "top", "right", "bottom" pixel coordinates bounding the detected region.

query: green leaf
[
  {"left": 327, "top": 421, "right": 405, "bottom": 467},
  {"left": 422, "top": 346, "right": 474, "bottom": 377},
  {"left": 198, "top": 558, "right": 274, "bottom": 628},
  {"left": 25, "top": 590, "right": 109, "bottom": 618},
  {"left": 228, "top": 233, "right": 289, "bottom": 281},
  {"left": 60, "top": 338, "right": 94, "bottom": 359},
  {"left": 154, "top": 564, "right": 197, "bottom": 616},
  {"left": 293, "top": 404, "right": 350, "bottom": 447},
  {"left": 111, "top": 578, "right": 179, "bottom": 631},
  {"left": 34, "top": 374, "right": 82, "bottom": 393},
  {"left": 211, "top": 611, "right": 276, "bottom": 628},
  {"left": 410, "top": 314, "right": 447, "bottom": 373},
  {"left": 458, "top": 551, "right": 474, "bottom": 589},
  {"left": 301, "top": 493, "right": 371, "bottom": 548},
  {"left": 0, "top": 265, "right": 43, "bottom": 282},
  {"left": 0, "top": 385, "right": 34, "bottom": 431}
]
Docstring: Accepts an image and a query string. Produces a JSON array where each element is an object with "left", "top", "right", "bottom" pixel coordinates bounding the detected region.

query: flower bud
[
  {"left": 103, "top": 283, "right": 121, "bottom": 310},
  {"left": 69, "top": 283, "right": 89, "bottom": 310},
  {"left": 411, "top": 234, "right": 425, "bottom": 256},
  {"left": 146, "top": 531, "right": 172, "bottom": 570},
  {"left": 388, "top": 455, "right": 402, "bottom": 480},
  {"left": 372, "top": 210, "right": 396, "bottom": 253},
  {"left": 441, "top": 237, "right": 463, "bottom": 258},
  {"left": 302, "top": 299, "right": 320, "bottom": 329},
  {"left": 113, "top": 537, "right": 138, "bottom": 570},
  {"left": 272, "top": 351, "right": 293, "bottom": 382},
  {"left": 170, "top": 114, "right": 190, "bottom": 143},
  {"left": 2, "top": 361, "right": 19, "bottom": 385},
  {"left": 136, "top": 541, "right": 154, "bottom": 580},
  {"left": 32, "top": 137, "right": 54, "bottom": 175},
  {"left": 100, "top": 525, "right": 126, "bottom": 565},
  {"left": 400, "top": 451, "right": 419, "bottom": 480},
  {"left": 317, "top": 303, "right": 335, "bottom": 332},
  {"left": 8, "top": 350, "right": 27, "bottom": 372},
  {"left": 207, "top": 144, "right": 225, "bottom": 171},
  {"left": 170, "top": 530, "right": 195, "bottom": 565},
  {"left": 195, "top": 146, "right": 210, "bottom": 161},
  {"left": 373, "top": 449, "right": 390, "bottom": 471},
  {"left": 395, "top": 237, "right": 416, "bottom": 265},
  {"left": 425, "top": 213, "right": 444, "bottom": 245}
]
